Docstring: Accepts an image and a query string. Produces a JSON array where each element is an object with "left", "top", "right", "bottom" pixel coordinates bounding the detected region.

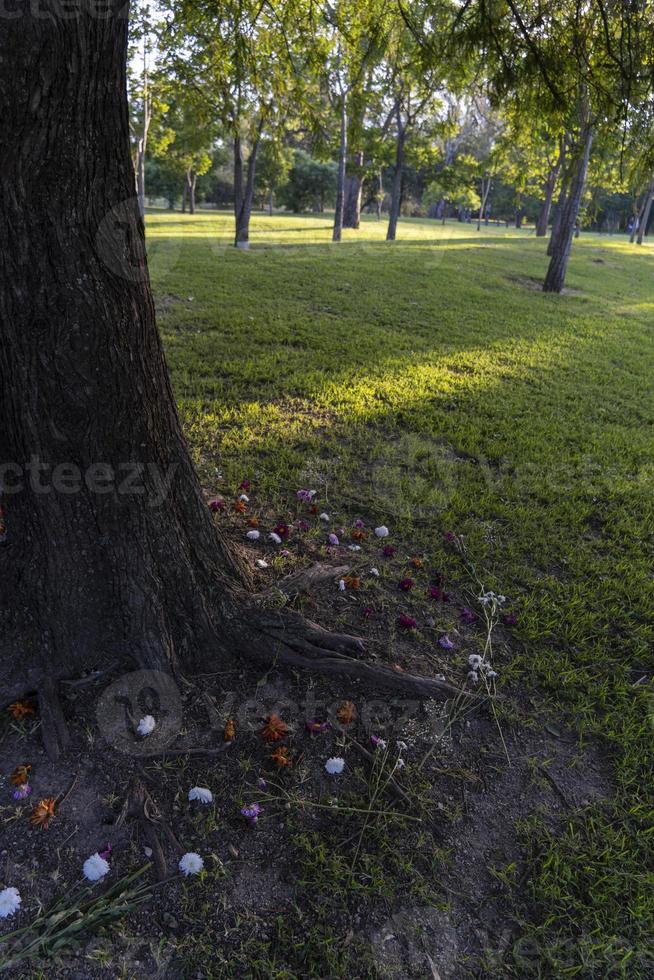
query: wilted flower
[
  {"left": 338, "top": 579, "right": 346, "bottom": 591},
  {"left": 98, "top": 843, "right": 113, "bottom": 861},
  {"left": 83, "top": 853, "right": 110, "bottom": 882},
  {"left": 248, "top": 517, "right": 259, "bottom": 527},
  {"left": 261, "top": 714, "right": 289, "bottom": 742},
  {"left": 179, "top": 852, "right": 204, "bottom": 876},
  {"left": 410, "top": 557, "right": 424, "bottom": 568},
  {"left": 352, "top": 529, "right": 367, "bottom": 541},
  {"left": 137, "top": 715, "right": 155, "bottom": 736},
  {"left": 7, "top": 700, "right": 35, "bottom": 720},
  {"left": 502, "top": 611, "right": 518, "bottom": 627},
  {"left": 30, "top": 797, "right": 56, "bottom": 829},
  {"left": 0, "top": 887, "right": 21, "bottom": 919},
  {"left": 256, "top": 777, "right": 267, "bottom": 790},
  {"left": 224, "top": 718, "right": 235, "bottom": 741},
  {"left": 343, "top": 575, "right": 361, "bottom": 590},
  {"left": 10, "top": 764, "right": 32, "bottom": 786},
  {"left": 397, "top": 740, "right": 408, "bottom": 752},
  {"left": 336, "top": 701, "right": 356, "bottom": 725},
  {"left": 296, "top": 489, "right": 316, "bottom": 503},
  {"left": 374, "top": 526, "right": 389, "bottom": 538},
  {"left": 427, "top": 585, "right": 442, "bottom": 600},
  {"left": 271, "top": 746, "right": 292, "bottom": 768},
  {"left": 233, "top": 500, "right": 246, "bottom": 513},
  {"left": 361, "top": 606, "right": 374, "bottom": 619},
  {"left": 240, "top": 480, "right": 251, "bottom": 491},
  {"left": 398, "top": 577, "right": 414, "bottom": 591},
  {"left": 296, "top": 519, "right": 310, "bottom": 532},
  {"left": 398, "top": 614, "right": 417, "bottom": 630},
  {"left": 467, "top": 670, "right": 479, "bottom": 684},
  {"left": 325, "top": 757, "right": 345, "bottom": 775},
  {"left": 241, "top": 803, "right": 262, "bottom": 827},
  {"left": 439, "top": 635, "right": 455, "bottom": 650},
  {"left": 246, "top": 530, "right": 260, "bottom": 541},
  {"left": 188, "top": 786, "right": 213, "bottom": 804}
]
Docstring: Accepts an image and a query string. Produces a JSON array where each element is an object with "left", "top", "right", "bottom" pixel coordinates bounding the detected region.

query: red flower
[
  {"left": 208, "top": 498, "right": 225, "bottom": 513},
  {"left": 398, "top": 614, "right": 417, "bottom": 630}
]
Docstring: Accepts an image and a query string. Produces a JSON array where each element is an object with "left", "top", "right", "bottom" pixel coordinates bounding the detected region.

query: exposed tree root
[
  {"left": 116, "top": 776, "right": 181, "bottom": 881},
  {"left": 38, "top": 678, "right": 71, "bottom": 761}
]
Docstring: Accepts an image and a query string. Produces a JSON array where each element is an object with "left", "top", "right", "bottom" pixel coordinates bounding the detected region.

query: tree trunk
[
  {"left": 0, "top": 2, "right": 483, "bottom": 754},
  {"left": 477, "top": 176, "right": 491, "bottom": 232},
  {"left": 543, "top": 124, "right": 593, "bottom": 293},
  {"left": 234, "top": 131, "right": 262, "bottom": 248},
  {"left": 343, "top": 150, "right": 363, "bottom": 230},
  {"left": 547, "top": 174, "right": 569, "bottom": 256},
  {"left": 182, "top": 181, "right": 187, "bottom": 213},
  {"left": 268, "top": 189, "right": 274, "bottom": 216},
  {"left": 332, "top": 94, "right": 348, "bottom": 242},
  {"left": 386, "top": 117, "right": 406, "bottom": 242},
  {"left": 636, "top": 183, "right": 654, "bottom": 245},
  {"left": 536, "top": 139, "right": 565, "bottom": 238},
  {"left": 186, "top": 169, "right": 196, "bottom": 215},
  {"left": 376, "top": 170, "right": 383, "bottom": 219}
]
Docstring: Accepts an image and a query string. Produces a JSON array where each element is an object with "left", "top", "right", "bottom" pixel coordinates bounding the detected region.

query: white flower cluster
[
  {"left": 467, "top": 653, "right": 498, "bottom": 684},
  {"left": 479, "top": 590, "right": 506, "bottom": 607}
]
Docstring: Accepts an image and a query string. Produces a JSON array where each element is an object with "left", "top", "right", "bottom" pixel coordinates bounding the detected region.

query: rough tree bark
[
  {"left": 0, "top": 3, "right": 475, "bottom": 759},
  {"left": 332, "top": 94, "right": 348, "bottom": 242},
  {"left": 386, "top": 109, "right": 406, "bottom": 242},
  {"left": 543, "top": 123, "right": 593, "bottom": 293},
  {"left": 343, "top": 150, "right": 364, "bottom": 230},
  {"left": 185, "top": 167, "right": 197, "bottom": 215},
  {"left": 233, "top": 128, "right": 262, "bottom": 249},
  {"left": 536, "top": 138, "right": 565, "bottom": 238}
]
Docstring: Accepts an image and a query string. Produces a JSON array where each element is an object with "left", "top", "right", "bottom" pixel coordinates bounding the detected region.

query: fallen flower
[
  {"left": 398, "top": 614, "right": 417, "bottom": 630},
  {"left": 233, "top": 500, "right": 246, "bottom": 514},
  {"left": 261, "top": 714, "right": 289, "bottom": 742},
  {"left": 224, "top": 718, "right": 235, "bottom": 741},
  {"left": 370, "top": 735, "right": 387, "bottom": 750},
  {"left": 439, "top": 635, "right": 455, "bottom": 650},
  {"left": 382, "top": 545, "right": 396, "bottom": 557},
  {"left": 344, "top": 575, "right": 361, "bottom": 590},
  {"left": 273, "top": 523, "right": 290, "bottom": 540},
  {"left": 256, "top": 559, "right": 269, "bottom": 569},
  {"left": 271, "top": 746, "right": 292, "bottom": 768},
  {"left": 325, "top": 757, "right": 345, "bottom": 775},
  {"left": 246, "top": 530, "right": 260, "bottom": 541},
  {"left": 208, "top": 498, "right": 225, "bottom": 513},
  {"left": 328, "top": 533, "right": 340, "bottom": 546},
  {"left": 305, "top": 719, "right": 330, "bottom": 734},
  {"left": 319, "top": 512, "right": 330, "bottom": 522},
  {"left": 30, "top": 797, "right": 56, "bottom": 829},
  {"left": 247, "top": 517, "right": 259, "bottom": 527},
  {"left": 460, "top": 607, "right": 477, "bottom": 624},
  {"left": 241, "top": 802, "right": 262, "bottom": 826},
  {"left": 269, "top": 532, "right": 282, "bottom": 545},
  {"left": 188, "top": 786, "right": 213, "bottom": 804},
  {"left": 398, "top": 577, "right": 414, "bottom": 591},
  {"left": 99, "top": 843, "right": 112, "bottom": 861},
  {"left": 7, "top": 700, "right": 35, "bottom": 721},
  {"left": 10, "top": 764, "right": 32, "bottom": 786},
  {"left": 137, "top": 715, "right": 156, "bottom": 736},
  {"left": 239, "top": 494, "right": 250, "bottom": 503},
  {"left": 83, "top": 853, "right": 110, "bottom": 882},
  {"left": 410, "top": 557, "right": 424, "bottom": 568},
  {"left": 13, "top": 784, "right": 32, "bottom": 800},
  {"left": 369, "top": 567, "right": 380, "bottom": 576},
  {"left": 351, "top": 529, "right": 367, "bottom": 541},
  {"left": 374, "top": 525, "right": 389, "bottom": 538},
  {"left": 0, "top": 887, "right": 21, "bottom": 919},
  {"left": 179, "top": 852, "right": 204, "bottom": 876},
  {"left": 336, "top": 700, "right": 356, "bottom": 725}
]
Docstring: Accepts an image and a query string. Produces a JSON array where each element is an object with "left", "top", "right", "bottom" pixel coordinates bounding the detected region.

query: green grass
[{"left": 148, "top": 209, "right": 654, "bottom": 976}]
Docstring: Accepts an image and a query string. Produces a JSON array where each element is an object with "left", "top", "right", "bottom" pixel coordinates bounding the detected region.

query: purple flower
[
  {"left": 273, "top": 523, "right": 290, "bottom": 540},
  {"left": 503, "top": 612, "right": 519, "bottom": 627},
  {"left": 240, "top": 480, "right": 251, "bottom": 491},
  {"left": 208, "top": 498, "right": 225, "bottom": 513},
  {"left": 241, "top": 803, "right": 262, "bottom": 827},
  {"left": 328, "top": 533, "right": 339, "bottom": 546},
  {"left": 398, "top": 614, "right": 417, "bottom": 630},
  {"left": 305, "top": 719, "right": 330, "bottom": 734},
  {"left": 460, "top": 607, "right": 477, "bottom": 624},
  {"left": 12, "top": 784, "right": 32, "bottom": 800},
  {"left": 354, "top": 518, "right": 366, "bottom": 529},
  {"left": 438, "top": 634, "right": 455, "bottom": 649},
  {"left": 296, "top": 489, "right": 314, "bottom": 504},
  {"left": 383, "top": 545, "right": 396, "bottom": 557},
  {"left": 98, "top": 843, "right": 113, "bottom": 861},
  {"left": 398, "top": 578, "right": 414, "bottom": 592},
  {"left": 370, "top": 734, "right": 387, "bottom": 749},
  {"left": 256, "top": 777, "right": 267, "bottom": 789},
  {"left": 427, "top": 585, "right": 442, "bottom": 600}
]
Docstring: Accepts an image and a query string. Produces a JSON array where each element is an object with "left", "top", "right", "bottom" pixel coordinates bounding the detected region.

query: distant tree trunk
[
  {"left": 185, "top": 169, "right": 196, "bottom": 215},
  {"left": 182, "top": 181, "right": 188, "bottom": 213},
  {"left": 536, "top": 139, "right": 565, "bottom": 237},
  {"left": 477, "top": 175, "right": 491, "bottom": 231},
  {"left": 233, "top": 128, "right": 262, "bottom": 249},
  {"left": 268, "top": 189, "right": 274, "bottom": 216},
  {"left": 386, "top": 111, "right": 406, "bottom": 242},
  {"left": 343, "top": 150, "right": 363, "bottom": 229},
  {"left": 332, "top": 93, "right": 348, "bottom": 242},
  {"left": 376, "top": 170, "right": 383, "bottom": 219},
  {"left": 547, "top": 172, "right": 570, "bottom": 256},
  {"left": 543, "top": 123, "right": 593, "bottom": 293},
  {"left": 629, "top": 197, "right": 644, "bottom": 243},
  {"left": 636, "top": 183, "right": 654, "bottom": 245}
]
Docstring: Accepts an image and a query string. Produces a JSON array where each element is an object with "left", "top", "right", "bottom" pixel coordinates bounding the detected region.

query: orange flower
[
  {"left": 10, "top": 764, "right": 32, "bottom": 786},
  {"left": 351, "top": 529, "right": 367, "bottom": 541},
  {"left": 336, "top": 701, "right": 356, "bottom": 725},
  {"left": 271, "top": 746, "right": 292, "bottom": 768},
  {"left": 7, "top": 700, "right": 36, "bottom": 720},
  {"left": 30, "top": 797, "right": 56, "bottom": 829},
  {"left": 224, "top": 718, "right": 235, "bottom": 742},
  {"left": 261, "top": 714, "right": 289, "bottom": 742},
  {"left": 247, "top": 517, "right": 259, "bottom": 528},
  {"left": 233, "top": 500, "right": 246, "bottom": 513},
  {"left": 310, "top": 504, "right": 318, "bottom": 514},
  {"left": 343, "top": 576, "right": 361, "bottom": 590},
  {"left": 410, "top": 557, "right": 424, "bottom": 568}
]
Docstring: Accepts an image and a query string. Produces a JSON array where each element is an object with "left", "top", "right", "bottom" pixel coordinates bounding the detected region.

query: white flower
[
  {"left": 246, "top": 530, "right": 260, "bottom": 541},
  {"left": 0, "top": 887, "right": 21, "bottom": 919},
  {"left": 348, "top": 544, "right": 361, "bottom": 552},
  {"left": 435, "top": 673, "right": 446, "bottom": 681},
  {"left": 83, "top": 853, "right": 110, "bottom": 882},
  {"left": 188, "top": 786, "right": 213, "bottom": 804},
  {"left": 395, "top": 758, "right": 406, "bottom": 770},
  {"left": 239, "top": 494, "right": 249, "bottom": 503},
  {"left": 137, "top": 715, "right": 155, "bottom": 736},
  {"left": 319, "top": 513, "right": 330, "bottom": 522},
  {"left": 144, "top": 846, "right": 153, "bottom": 857},
  {"left": 397, "top": 740, "right": 408, "bottom": 752},
  {"left": 486, "top": 669, "right": 498, "bottom": 679},
  {"left": 468, "top": 654, "right": 482, "bottom": 670},
  {"left": 370, "top": 567, "right": 380, "bottom": 576},
  {"left": 338, "top": 579, "right": 346, "bottom": 591},
  {"left": 325, "top": 757, "right": 345, "bottom": 775},
  {"left": 269, "top": 532, "right": 282, "bottom": 545},
  {"left": 179, "top": 852, "right": 204, "bottom": 876},
  {"left": 467, "top": 670, "right": 479, "bottom": 684},
  {"left": 256, "top": 559, "right": 269, "bottom": 569},
  {"left": 374, "top": 525, "right": 389, "bottom": 538}
]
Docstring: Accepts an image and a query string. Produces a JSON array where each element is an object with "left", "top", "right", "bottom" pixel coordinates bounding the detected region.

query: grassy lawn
[{"left": 148, "top": 209, "right": 654, "bottom": 976}]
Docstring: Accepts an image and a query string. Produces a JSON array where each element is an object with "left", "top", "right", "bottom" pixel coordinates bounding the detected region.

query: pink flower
[
  {"left": 398, "top": 578, "right": 414, "bottom": 591},
  {"left": 438, "top": 634, "right": 455, "bottom": 649},
  {"left": 383, "top": 545, "right": 396, "bottom": 557},
  {"left": 240, "top": 480, "right": 251, "bottom": 491},
  {"left": 398, "top": 614, "right": 417, "bottom": 630},
  {"left": 208, "top": 498, "right": 225, "bottom": 512}
]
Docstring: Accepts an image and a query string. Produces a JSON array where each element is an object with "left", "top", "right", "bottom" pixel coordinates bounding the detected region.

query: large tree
[{"left": 0, "top": 0, "right": 463, "bottom": 760}]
